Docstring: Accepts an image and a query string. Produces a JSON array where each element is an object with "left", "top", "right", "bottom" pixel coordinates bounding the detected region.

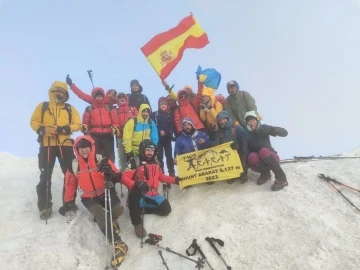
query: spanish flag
[{"left": 141, "top": 14, "right": 209, "bottom": 80}]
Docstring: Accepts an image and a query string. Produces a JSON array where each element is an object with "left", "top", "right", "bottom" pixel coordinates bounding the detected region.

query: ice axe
[{"left": 205, "top": 237, "right": 232, "bottom": 269}]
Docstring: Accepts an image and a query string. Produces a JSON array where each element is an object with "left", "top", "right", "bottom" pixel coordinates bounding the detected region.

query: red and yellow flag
[{"left": 141, "top": 14, "right": 209, "bottom": 80}]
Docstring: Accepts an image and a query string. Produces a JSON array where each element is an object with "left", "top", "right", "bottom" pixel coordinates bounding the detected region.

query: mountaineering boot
[
  {"left": 271, "top": 179, "right": 288, "bottom": 191},
  {"left": 227, "top": 178, "right": 237, "bottom": 184},
  {"left": 112, "top": 219, "right": 120, "bottom": 234},
  {"left": 134, "top": 223, "right": 147, "bottom": 238},
  {"left": 239, "top": 172, "right": 248, "bottom": 184},
  {"left": 111, "top": 238, "right": 128, "bottom": 267},
  {"left": 40, "top": 202, "right": 53, "bottom": 220},
  {"left": 257, "top": 170, "right": 271, "bottom": 185},
  {"left": 264, "top": 155, "right": 288, "bottom": 191}
]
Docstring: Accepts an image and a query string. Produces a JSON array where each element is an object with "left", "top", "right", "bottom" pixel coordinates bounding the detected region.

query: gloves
[
  {"left": 112, "top": 127, "right": 120, "bottom": 136},
  {"left": 175, "top": 176, "right": 181, "bottom": 185},
  {"left": 58, "top": 201, "right": 77, "bottom": 216},
  {"left": 100, "top": 161, "right": 113, "bottom": 174},
  {"left": 66, "top": 75, "right": 72, "bottom": 86},
  {"left": 134, "top": 181, "right": 149, "bottom": 194},
  {"left": 44, "top": 126, "right": 56, "bottom": 136},
  {"left": 56, "top": 125, "right": 71, "bottom": 135},
  {"left": 81, "top": 124, "right": 88, "bottom": 134},
  {"left": 230, "top": 141, "right": 239, "bottom": 150}
]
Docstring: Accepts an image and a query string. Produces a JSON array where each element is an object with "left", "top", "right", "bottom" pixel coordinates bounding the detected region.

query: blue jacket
[
  {"left": 215, "top": 110, "right": 249, "bottom": 166},
  {"left": 151, "top": 109, "right": 174, "bottom": 139},
  {"left": 174, "top": 118, "right": 211, "bottom": 157}
]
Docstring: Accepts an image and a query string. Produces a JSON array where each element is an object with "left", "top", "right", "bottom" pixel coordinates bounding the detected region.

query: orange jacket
[
  {"left": 121, "top": 162, "right": 175, "bottom": 197},
  {"left": 63, "top": 136, "right": 121, "bottom": 202}
]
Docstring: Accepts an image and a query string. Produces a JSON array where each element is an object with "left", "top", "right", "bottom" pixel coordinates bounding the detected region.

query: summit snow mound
[{"left": 0, "top": 151, "right": 359, "bottom": 269}]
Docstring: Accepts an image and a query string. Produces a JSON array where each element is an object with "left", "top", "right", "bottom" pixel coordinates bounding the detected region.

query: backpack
[
  {"left": 85, "top": 104, "right": 112, "bottom": 113},
  {"left": 37, "top": 101, "right": 72, "bottom": 144},
  {"left": 40, "top": 101, "right": 72, "bottom": 123}
]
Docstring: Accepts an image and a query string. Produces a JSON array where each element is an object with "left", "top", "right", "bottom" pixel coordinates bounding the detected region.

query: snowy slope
[{"left": 0, "top": 150, "right": 360, "bottom": 270}]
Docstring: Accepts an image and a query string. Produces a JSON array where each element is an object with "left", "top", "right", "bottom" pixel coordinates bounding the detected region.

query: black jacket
[{"left": 248, "top": 124, "right": 288, "bottom": 153}]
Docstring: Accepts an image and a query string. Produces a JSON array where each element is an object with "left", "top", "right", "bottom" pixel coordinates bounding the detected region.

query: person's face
[
  {"left": 142, "top": 110, "right": 149, "bottom": 119},
  {"left": 52, "top": 88, "right": 66, "bottom": 103},
  {"left": 183, "top": 122, "right": 193, "bottom": 134},
  {"left": 107, "top": 90, "right": 116, "bottom": 101},
  {"left": 219, "top": 117, "right": 228, "bottom": 128},
  {"left": 179, "top": 92, "right": 188, "bottom": 101},
  {"left": 118, "top": 96, "right": 126, "bottom": 103},
  {"left": 247, "top": 119, "right": 258, "bottom": 130},
  {"left": 131, "top": 84, "right": 140, "bottom": 92},
  {"left": 144, "top": 148, "right": 155, "bottom": 159},
  {"left": 159, "top": 103, "right": 168, "bottom": 111},
  {"left": 78, "top": 147, "right": 91, "bottom": 158},
  {"left": 228, "top": 85, "right": 238, "bottom": 95},
  {"left": 95, "top": 95, "right": 104, "bottom": 102},
  {"left": 202, "top": 95, "right": 210, "bottom": 103}
]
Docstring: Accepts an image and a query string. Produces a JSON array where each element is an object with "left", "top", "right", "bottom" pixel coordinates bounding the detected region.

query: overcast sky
[{"left": 0, "top": 0, "right": 359, "bottom": 160}]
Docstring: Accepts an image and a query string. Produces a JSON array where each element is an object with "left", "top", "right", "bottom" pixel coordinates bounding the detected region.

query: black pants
[
  {"left": 128, "top": 188, "right": 171, "bottom": 226},
  {"left": 91, "top": 134, "right": 115, "bottom": 162},
  {"left": 157, "top": 137, "right": 174, "bottom": 174},
  {"left": 37, "top": 146, "right": 75, "bottom": 211}
]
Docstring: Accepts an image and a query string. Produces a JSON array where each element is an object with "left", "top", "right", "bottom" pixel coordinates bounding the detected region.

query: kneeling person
[
  {"left": 61, "top": 136, "right": 128, "bottom": 267},
  {"left": 122, "top": 139, "right": 179, "bottom": 238}
]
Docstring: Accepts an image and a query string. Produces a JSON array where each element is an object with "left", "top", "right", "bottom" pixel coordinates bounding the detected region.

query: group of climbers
[{"left": 30, "top": 73, "right": 289, "bottom": 267}]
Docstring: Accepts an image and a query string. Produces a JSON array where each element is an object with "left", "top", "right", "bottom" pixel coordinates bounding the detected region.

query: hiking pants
[
  {"left": 82, "top": 191, "right": 123, "bottom": 232},
  {"left": 128, "top": 188, "right": 171, "bottom": 226},
  {"left": 157, "top": 137, "right": 174, "bottom": 174},
  {"left": 247, "top": 148, "right": 279, "bottom": 172},
  {"left": 91, "top": 134, "right": 115, "bottom": 162},
  {"left": 37, "top": 145, "right": 74, "bottom": 211}
]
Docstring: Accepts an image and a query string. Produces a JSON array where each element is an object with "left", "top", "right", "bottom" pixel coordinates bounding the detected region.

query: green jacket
[{"left": 224, "top": 90, "right": 258, "bottom": 126}]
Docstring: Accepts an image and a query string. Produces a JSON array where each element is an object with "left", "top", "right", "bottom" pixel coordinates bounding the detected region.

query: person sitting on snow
[
  {"left": 61, "top": 136, "right": 128, "bottom": 267},
  {"left": 245, "top": 111, "right": 288, "bottom": 191},
  {"left": 121, "top": 139, "right": 180, "bottom": 238},
  {"left": 212, "top": 110, "right": 249, "bottom": 184}
]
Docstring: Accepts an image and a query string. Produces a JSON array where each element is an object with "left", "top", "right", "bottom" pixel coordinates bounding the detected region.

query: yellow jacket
[
  {"left": 200, "top": 87, "right": 223, "bottom": 129},
  {"left": 122, "top": 104, "right": 159, "bottom": 155},
  {"left": 30, "top": 81, "right": 81, "bottom": 147}
]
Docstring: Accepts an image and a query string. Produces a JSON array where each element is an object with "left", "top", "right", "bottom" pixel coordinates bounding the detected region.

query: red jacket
[
  {"left": 174, "top": 82, "right": 204, "bottom": 134},
  {"left": 64, "top": 136, "right": 121, "bottom": 202},
  {"left": 82, "top": 87, "right": 119, "bottom": 135},
  {"left": 116, "top": 92, "right": 138, "bottom": 138},
  {"left": 70, "top": 84, "right": 116, "bottom": 105},
  {"left": 121, "top": 162, "right": 175, "bottom": 197}
]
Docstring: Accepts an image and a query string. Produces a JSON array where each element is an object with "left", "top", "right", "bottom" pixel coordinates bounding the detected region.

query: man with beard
[
  {"left": 174, "top": 118, "right": 210, "bottom": 164},
  {"left": 122, "top": 139, "right": 180, "bottom": 238},
  {"left": 214, "top": 110, "right": 249, "bottom": 184}
]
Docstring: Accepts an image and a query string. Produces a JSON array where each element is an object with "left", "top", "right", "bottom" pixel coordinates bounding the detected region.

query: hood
[
  {"left": 158, "top": 96, "right": 169, "bottom": 111},
  {"left": 116, "top": 92, "right": 129, "bottom": 106},
  {"left": 181, "top": 117, "right": 195, "bottom": 129},
  {"left": 137, "top": 103, "right": 151, "bottom": 122},
  {"left": 244, "top": 110, "right": 260, "bottom": 131},
  {"left": 201, "top": 87, "right": 216, "bottom": 104},
  {"left": 91, "top": 87, "right": 105, "bottom": 98},
  {"left": 48, "top": 81, "right": 69, "bottom": 103},
  {"left": 130, "top": 79, "right": 143, "bottom": 94},
  {"left": 181, "top": 117, "right": 197, "bottom": 137},
  {"left": 177, "top": 89, "right": 190, "bottom": 106},
  {"left": 216, "top": 110, "right": 233, "bottom": 129},
  {"left": 226, "top": 80, "right": 240, "bottom": 95},
  {"left": 73, "top": 135, "right": 96, "bottom": 161}
]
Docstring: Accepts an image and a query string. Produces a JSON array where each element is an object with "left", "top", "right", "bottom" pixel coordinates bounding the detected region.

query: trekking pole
[
  {"left": 158, "top": 250, "right": 170, "bottom": 270},
  {"left": 144, "top": 233, "right": 205, "bottom": 269},
  {"left": 318, "top": 174, "right": 360, "bottom": 213},
  {"left": 318, "top": 174, "right": 359, "bottom": 193},
  {"left": 141, "top": 193, "right": 146, "bottom": 248},
  {"left": 45, "top": 137, "right": 51, "bottom": 224},
  {"left": 186, "top": 239, "right": 214, "bottom": 270},
  {"left": 205, "top": 237, "right": 232, "bottom": 269},
  {"left": 87, "top": 70, "right": 94, "bottom": 88},
  {"left": 163, "top": 184, "right": 168, "bottom": 200}
]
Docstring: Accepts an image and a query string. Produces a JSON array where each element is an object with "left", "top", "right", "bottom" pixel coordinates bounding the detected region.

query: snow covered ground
[{"left": 0, "top": 149, "right": 359, "bottom": 270}]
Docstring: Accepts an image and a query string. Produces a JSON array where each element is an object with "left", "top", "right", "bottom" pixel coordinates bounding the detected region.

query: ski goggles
[{"left": 144, "top": 145, "right": 155, "bottom": 151}]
